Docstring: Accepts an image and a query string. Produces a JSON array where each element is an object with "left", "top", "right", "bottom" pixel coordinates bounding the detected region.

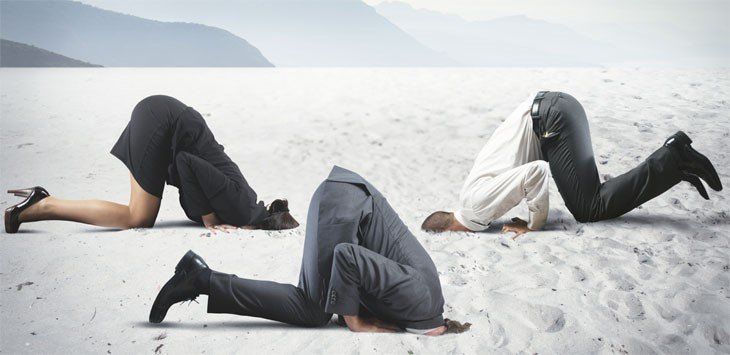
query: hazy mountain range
[
  {"left": 1, "top": 0, "right": 725, "bottom": 67},
  {"left": 1, "top": 39, "right": 101, "bottom": 67},
  {"left": 375, "top": 2, "right": 616, "bottom": 66},
  {"left": 81, "top": 0, "right": 456, "bottom": 67},
  {"left": 374, "top": 1, "right": 728, "bottom": 67},
  {"left": 0, "top": 0, "right": 272, "bottom": 67}
]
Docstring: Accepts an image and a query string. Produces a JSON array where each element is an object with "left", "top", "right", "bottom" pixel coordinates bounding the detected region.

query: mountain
[
  {"left": 570, "top": 21, "right": 730, "bottom": 67},
  {"left": 1, "top": 39, "right": 102, "bottom": 67},
  {"left": 80, "top": 0, "right": 456, "bottom": 67},
  {"left": 0, "top": 0, "right": 272, "bottom": 67},
  {"left": 375, "top": 1, "right": 614, "bottom": 66}
]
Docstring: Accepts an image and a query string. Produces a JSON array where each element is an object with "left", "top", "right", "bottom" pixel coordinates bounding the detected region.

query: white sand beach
[{"left": 1, "top": 68, "right": 728, "bottom": 354}]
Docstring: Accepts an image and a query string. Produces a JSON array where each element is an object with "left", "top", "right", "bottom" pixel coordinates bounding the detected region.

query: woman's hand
[
  {"left": 206, "top": 224, "right": 239, "bottom": 234},
  {"left": 201, "top": 212, "right": 239, "bottom": 234},
  {"left": 502, "top": 217, "right": 532, "bottom": 240}
]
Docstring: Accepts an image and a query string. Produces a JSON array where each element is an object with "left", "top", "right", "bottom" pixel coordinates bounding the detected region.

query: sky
[{"left": 364, "top": 0, "right": 730, "bottom": 29}]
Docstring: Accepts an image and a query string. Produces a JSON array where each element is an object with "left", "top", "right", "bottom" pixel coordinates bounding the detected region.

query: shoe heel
[
  {"left": 7, "top": 189, "right": 31, "bottom": 198},
  {"left": 5, "top": 210, "right": 19, "bottom": 234},
  {"left": 7, "top": 186, "right": 46, "bottom": 198},
  {"left": 174, "top": 250, "right": 197, "bottom": 273},
  {"left": 672, "top": 131, "right": 692, "bottom": 145}
]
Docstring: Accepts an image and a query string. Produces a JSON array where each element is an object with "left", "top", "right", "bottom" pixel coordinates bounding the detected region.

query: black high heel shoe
[{"left": 4, "top": 186, "right": 50, "bottom": 233}]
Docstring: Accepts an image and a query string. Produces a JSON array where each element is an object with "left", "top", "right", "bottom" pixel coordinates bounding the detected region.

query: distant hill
[
  {"left": 1, "top": 39, "right": 102, "bottom": 67},
  {"left": 375, "top": 1, "right": 613, "bottom": 67},
  {"left": 0, "top": 0, "right": 273, "bottom": 67},
  {"left": 81, "top": 0, "right": 457, "bottom": 67}
]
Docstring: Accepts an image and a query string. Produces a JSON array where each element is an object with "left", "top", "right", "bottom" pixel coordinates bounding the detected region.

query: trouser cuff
[{"left": 207, "top": 271, "right": 234, "bottom": 314}]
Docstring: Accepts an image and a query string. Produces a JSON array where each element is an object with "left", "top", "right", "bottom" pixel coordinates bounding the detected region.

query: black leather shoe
[
  {"left": 665, "top": 131, "right": 722, "bottom": 193},
  {"left": 682, "top": 172, "right": 709, "bottom": 200},
  {"left": 149, "top": 250, "right": 209, "bottom": 323},
  {"left": 4, "top": 186, "right": 50, "bottom": 233}
]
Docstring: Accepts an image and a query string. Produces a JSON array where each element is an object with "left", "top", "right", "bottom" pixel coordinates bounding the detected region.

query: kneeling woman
[{"left": 5, "top": 95, "right": 298, "bottom": 233}]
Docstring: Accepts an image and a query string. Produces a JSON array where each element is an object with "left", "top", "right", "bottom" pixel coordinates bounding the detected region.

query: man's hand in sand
[
  {"left": 343, "top": 315, "right": 399, "bottom": 333},
  {"left": 502, "top": 217, "right": 532, "bottom": 240}
]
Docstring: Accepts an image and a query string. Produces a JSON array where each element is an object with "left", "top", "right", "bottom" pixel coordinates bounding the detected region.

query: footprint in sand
[
  {"left": 623, "top": 293, "right": 646, "bottom": 320},
  {"left": 600, "top": 290, "right": 645, "bottom": 320},
  {"left": 651, "top": 302, "right": 680, "bottom": 322},
  {"left": 606, "top": 271, "right": 638, "bottom": 291},
  {"left": 658, "top": 334, "right": 691, "bottom": 354},
  {"left": 522, "top": 303, "right": 566, "bottom": 333},
  {"left": 571, "top": 266, "right": 588, "bottom": 282},
  {"left": 633, "top": 121, "right": 653, "bottom": 133},
  {"left": 633, "top": 247, "right": 654, "bottom": 265},
  {"left": 704, "top": 324, "right": 730, "bottom": 353},
  {"left": 668, "top": 198, "right": 690, "bottom": 211},
  {"left": 484, "top": 317, "right": 509, "bottom": 348},
  {"left": 448, "top": 274, "right": 468, "bottom": 286}
]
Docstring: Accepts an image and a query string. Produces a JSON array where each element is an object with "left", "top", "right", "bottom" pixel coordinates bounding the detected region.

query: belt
[
  {"left": 531, "top": 91, "right": 558, "bottom": 139},
  {"left": 531, "top": 91, "right": 550, "bottom": 119}
]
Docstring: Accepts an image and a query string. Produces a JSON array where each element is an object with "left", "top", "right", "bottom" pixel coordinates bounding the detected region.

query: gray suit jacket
[{"left": 300, "top": 166, "right": 445, "bottom": 329}]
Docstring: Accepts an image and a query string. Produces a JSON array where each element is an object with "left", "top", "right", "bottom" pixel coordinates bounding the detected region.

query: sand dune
[{"left": 1, "top": 68, "right": 728, "bottom": 353}]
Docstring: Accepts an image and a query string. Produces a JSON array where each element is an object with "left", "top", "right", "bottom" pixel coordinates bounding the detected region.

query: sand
[{"left": 1, "top": 68, "right": 728, "bottom": 354}]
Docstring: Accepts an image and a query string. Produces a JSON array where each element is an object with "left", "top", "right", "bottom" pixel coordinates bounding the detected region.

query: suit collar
[{"left": 326, "top": 165, "right": 372, "bottom": 194}]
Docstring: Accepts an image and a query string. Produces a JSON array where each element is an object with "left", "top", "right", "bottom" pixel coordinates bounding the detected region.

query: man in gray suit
[{"left": 149, "top": 166, "right": 468, "bottom": 335}]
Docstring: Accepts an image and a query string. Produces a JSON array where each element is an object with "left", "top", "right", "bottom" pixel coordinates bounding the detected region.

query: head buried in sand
[
  {"left": 254, "top": 199, "right": 299, "bottom": 230},
  {"left": 421, "top": 211, "right": 456, "bottom": 232}
]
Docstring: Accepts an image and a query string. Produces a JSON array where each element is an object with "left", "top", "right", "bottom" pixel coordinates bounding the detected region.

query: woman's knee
[
  {"left": 127, "top": 198, "right": 160, "bottom": 229},
  {"left": 126, "top": 214, "right": 156, "bottom": 229}
]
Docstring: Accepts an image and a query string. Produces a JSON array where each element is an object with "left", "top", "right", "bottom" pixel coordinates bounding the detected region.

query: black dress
[{"left": 111, "top": 95, "right": 268, "bottom": 226}]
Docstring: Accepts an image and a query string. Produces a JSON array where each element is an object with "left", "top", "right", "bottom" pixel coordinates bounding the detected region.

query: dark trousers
[
  {"left": 206, "top": 183, "right": 438, "bottom": 328},
  {"left": 532, "top": 92, "right": 683, "bottom": 222},
  {"left": 206, "top": 243, "right": 431, "bottom": 327}
]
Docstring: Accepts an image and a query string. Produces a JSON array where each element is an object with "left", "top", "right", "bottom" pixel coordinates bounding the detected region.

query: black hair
[
  {"left": 255, "top": 199, "right": 299, "bottom": 230},
  {"left": 421, "top": 211, "right": 454, "bottom": 232}
]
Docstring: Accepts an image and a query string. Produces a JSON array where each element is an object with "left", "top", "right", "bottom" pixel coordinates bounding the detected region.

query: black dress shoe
[
  {"left": 665, "top": 131, "right": 723, "bottom": 193},
  {"left": 681, "top": 173, "right": 709, "bottom": 200},
  {"left": 4, "top": 186, "right": 50, "bottom": 233},
  {"left": 149, "top": 250, "right": 209, "bottom": 323}
]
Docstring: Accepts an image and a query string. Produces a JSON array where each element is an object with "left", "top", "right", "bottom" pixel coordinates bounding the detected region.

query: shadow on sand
[
  {"left": 608, "top": 213, "right": 705, "bottom": 233},
  {"left": 79, "top": 219, "right": 200, "bottom": 233},
  {"left": 133, "top": 320, "right": 343, "bottom": 331}
]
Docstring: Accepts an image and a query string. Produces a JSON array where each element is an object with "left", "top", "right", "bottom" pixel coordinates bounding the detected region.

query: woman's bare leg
[{"left": 17, "top": 173, "right": 161, "bottom": 229}]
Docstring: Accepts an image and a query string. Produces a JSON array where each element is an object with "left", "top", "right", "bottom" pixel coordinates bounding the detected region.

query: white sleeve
[
  {"left": 458, "top": 161, "right": 550, "bottom": 230},
  {"left": 524, "top": 161, "right": 550, "bottom": 230}
]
